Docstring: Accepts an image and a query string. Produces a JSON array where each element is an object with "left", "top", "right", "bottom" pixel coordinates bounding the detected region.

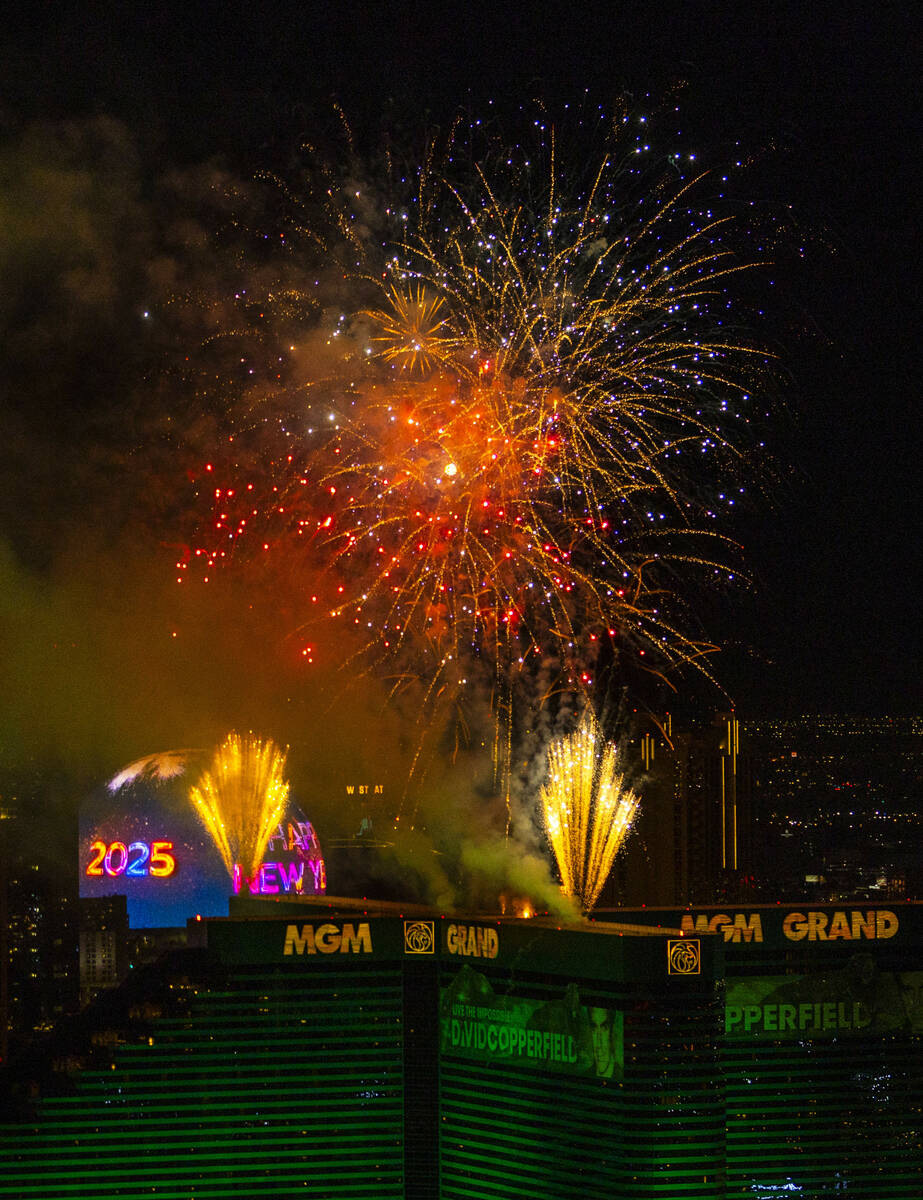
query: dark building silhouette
[
  {"left": 605, "top": 711, "right": 753, "bottom": 906},
  {"left": 598, "top": 711, "right": 921, "bottom": 911},
  {"left": 694, "top": 713, "right": 754, "bottom": 901},
  {"left": 605, "top": 712, "right": 691, "bottom": 905},
  {"left": 0, "top": 783, "right": 77, "bottom": 1062}
]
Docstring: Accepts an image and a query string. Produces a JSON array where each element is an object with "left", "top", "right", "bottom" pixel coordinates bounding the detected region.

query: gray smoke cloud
[{"left": 0, "top": 115, "right": 584, "bottom": 915}]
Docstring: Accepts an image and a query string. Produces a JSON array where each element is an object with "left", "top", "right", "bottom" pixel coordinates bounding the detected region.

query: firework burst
[
  {"left": 180, "top": 105, "right": 774, "bottom": 776},
  {"left": 368, "top": 285, "right": 455, "bottom": 373},
  {"left": 108, "top": 748, "right": 198, "bottom": 792},
  {"left": 307, "top": 114, "right": 768, "bottom": 684}
]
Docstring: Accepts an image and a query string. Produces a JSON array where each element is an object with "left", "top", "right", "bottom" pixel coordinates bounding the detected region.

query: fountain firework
[
  {"left": 188, "top": 732, "right": 290, "bottom": 882},
  {"left": 541, "top": 708, "right": 639, "bottom": 911}
]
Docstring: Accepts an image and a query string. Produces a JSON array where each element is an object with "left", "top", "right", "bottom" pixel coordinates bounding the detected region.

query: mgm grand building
[{"left": 0, "top": 899, "right": 920, "bottom": 1199}]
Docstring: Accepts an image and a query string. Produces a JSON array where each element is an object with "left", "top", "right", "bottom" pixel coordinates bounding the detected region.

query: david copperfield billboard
[
  {"left": 603, "top": 904, "right": 923, "bottom": 1040},
  {"left": 725, "top": 967, "right": 923, "bottom": 1039},
  {"left": 440, "top": 965, "right": 623, "bottom": 1080}
]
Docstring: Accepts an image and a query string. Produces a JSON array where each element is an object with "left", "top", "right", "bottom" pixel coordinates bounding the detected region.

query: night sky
[{"left": 1, "top": 0, "right": 919, "bottom": 800}]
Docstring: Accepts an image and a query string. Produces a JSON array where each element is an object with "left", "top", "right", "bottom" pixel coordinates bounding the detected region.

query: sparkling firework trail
[
  {"left": 180, "top": 105, "right": 774, "bottom": 780},
  {"left": 541, "top": 708, "right": 639, "bottom": 912},
  {"left": 188, "top": 732, "right": 290, "bottom": 881}
]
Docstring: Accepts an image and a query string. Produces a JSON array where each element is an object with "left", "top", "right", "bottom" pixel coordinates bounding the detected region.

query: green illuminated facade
[
  {"left": 1, "top": 901, "right": 920, "bottom": 1197},
  {"left": 606, "top": 903, "right": 923, "bottom": 1198},
  {"left": 0, "top": 954, "right": 406, "bottom": 1197}
]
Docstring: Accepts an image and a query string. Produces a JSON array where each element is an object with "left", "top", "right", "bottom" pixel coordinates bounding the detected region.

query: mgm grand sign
[
  {"left": 283, "top": 922, "right": 372, "bottom": 956},
  {"left": 680, "top": 908, "right": 900, "bottom": 945}
]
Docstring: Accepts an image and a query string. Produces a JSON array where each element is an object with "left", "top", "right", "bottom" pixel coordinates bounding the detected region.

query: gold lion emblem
[
  {"left": 667, "top": 938, "right": 701, "bottom": 975},
  {"left": 404, "top": 920, "right": 435, "bottom": 954}
]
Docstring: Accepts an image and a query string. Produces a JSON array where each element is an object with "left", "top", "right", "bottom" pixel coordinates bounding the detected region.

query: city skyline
[{"left": 1, "top": 15, "right": 919, "bottom": 1194}]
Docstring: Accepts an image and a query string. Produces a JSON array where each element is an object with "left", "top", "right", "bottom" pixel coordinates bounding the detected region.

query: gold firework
[
  {"left": 366, "top": 285, "right": 455, "bottom": 373},
  {"left": 309, "top": 131, "right": 767, "bottom": 691},
  {"left": 189, "top": 732, "right": 290, "bottom": 881},
  {"left": 541, "top": 709, "right": 639, "bottom": 911},
  {"left": 183, "top": 109, "right": 776, "bottom": 806}
]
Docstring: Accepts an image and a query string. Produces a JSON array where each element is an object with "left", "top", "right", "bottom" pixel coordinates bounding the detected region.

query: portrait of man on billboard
[{"left": 589, "top": 1006, "right": 623, "bottom": 1079}]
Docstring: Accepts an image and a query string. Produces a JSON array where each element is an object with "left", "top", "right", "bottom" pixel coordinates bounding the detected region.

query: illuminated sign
[
  {"left": 233, "top": 860, "right": 325, "bottom": 896},
  {"left": 80, "top": 776, "right": 325, "bottom": 929},
  {"left": 667, "top": 938, "right": 701, "bottom": 975},
  {"left": 445, "top": 923, "right": 499, "bottom": 959},
  {"left": 282, "top": 922, "right": 372, "bottom": 956},
  {"left": 448, "top": 1017, "right": 579, "bottom": 1065},
  {"left": 678, "top": 908, "right": 899, "bottom": 944},
  {"left": 725, "top": 966, "right": 921, "bottom": 1038},
  {"left": 233, "top": 821, "right": 326, "bottom": 896},
  {"left": 781, "top": 909, "right": 897, "bottom": 941},
  {"left": 441, "top": 967, "right": 622, "bottom": 1079},
  {"left": 727, "top": 999, "right": 869, "bottom": 1035},
  {"left": 85, "top": 840, "right": 175, "bottom": 878},
  {"left": 266, "top": 821, "right": 320, "bottom": 855},
  {"left": 680, "top": 912, "right": 763, "bottom": 942},
  {"left": 404, "top": 920, "right": 436, "bottom": 954}
]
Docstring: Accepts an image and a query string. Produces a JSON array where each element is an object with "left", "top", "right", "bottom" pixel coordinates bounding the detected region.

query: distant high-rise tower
[
  {"left": 1, "top": 776, "right": 78, "bottom": 1060},
  {"left": 79, "top": 895, "right": 129, "bottom": 1007},
  {"left": 604, "top": 713, "right": 692, "bottom": 906},
  {"left": 604, "top": 711, "right": 753, "bottom": 907},
  {"left": 688, "top": 712, "right": 753, "bottom": 901}
]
